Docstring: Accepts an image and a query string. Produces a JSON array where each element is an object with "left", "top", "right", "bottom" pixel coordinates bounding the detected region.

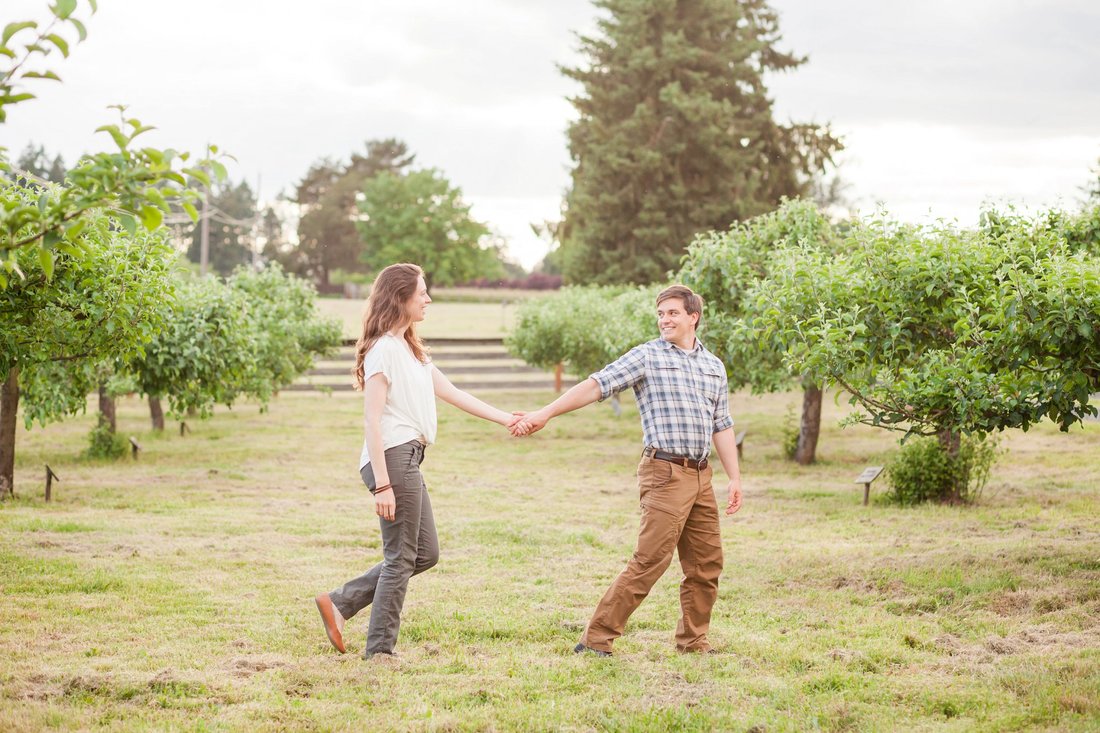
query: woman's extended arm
[{"left": 431, "top": 364, "right": 520, "bottom": 428}]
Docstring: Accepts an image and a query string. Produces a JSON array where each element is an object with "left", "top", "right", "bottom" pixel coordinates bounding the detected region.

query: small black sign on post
[
  {"left": 854, "top": 466, "right": 884, "bottom": 506},
  {"left": 45, "top": 464, "right": 59, "bottom": 503}
]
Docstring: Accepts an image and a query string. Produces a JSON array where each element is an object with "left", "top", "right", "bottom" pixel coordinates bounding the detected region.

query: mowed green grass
[
  {"left": 317, "top": 298, "right": 522, "bottom": 340},
  {"left": 1, "top": 389, "right": 1098, "bottom": 732}
]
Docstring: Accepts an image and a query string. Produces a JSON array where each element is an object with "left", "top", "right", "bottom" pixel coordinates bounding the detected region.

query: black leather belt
[{"left": 643, "top": 446, "right": 708, "bottom": 470}]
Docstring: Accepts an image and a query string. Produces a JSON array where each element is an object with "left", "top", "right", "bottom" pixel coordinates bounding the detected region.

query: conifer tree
[{"left": 561, "top": 0, "right": 841, "bottom": 284}]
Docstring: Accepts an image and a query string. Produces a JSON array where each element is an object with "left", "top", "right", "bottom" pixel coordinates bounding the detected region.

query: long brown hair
[{"left": 353, "top": 263, "right": 430, "bottom": 390}]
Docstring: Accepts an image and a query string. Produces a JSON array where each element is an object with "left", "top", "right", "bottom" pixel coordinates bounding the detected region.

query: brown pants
[{"left": 581, "top": 454, "right": 724, "bottom": 653}]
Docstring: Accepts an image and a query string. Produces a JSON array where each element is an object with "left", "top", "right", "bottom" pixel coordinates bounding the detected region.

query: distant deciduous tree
[
  {"left": 357, "top": 168, "right": 502, "bottom": 288},
  {"left": 559, "top": 0, "right": 842, "bottom": 285},
  {"left": 292, "top": 139, "right": 415, "bottom": 286}
]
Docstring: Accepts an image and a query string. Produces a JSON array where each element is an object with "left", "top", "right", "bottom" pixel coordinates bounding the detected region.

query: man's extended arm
[
  {"left": 711, "top": 427, "right": 742, "bottom": 516},
  {"left": 512, "top": 377, "right": 602, "bottom": 435}
]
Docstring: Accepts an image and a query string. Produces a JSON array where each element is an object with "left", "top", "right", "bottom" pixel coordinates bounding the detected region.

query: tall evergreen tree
[{"left": 560, "top": 0, "right": 841, "bottom": 284}]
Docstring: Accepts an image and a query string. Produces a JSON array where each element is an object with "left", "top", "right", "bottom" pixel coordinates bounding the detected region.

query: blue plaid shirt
[{"left": 590, "top": 338, "right": 734, "bottom": 461}]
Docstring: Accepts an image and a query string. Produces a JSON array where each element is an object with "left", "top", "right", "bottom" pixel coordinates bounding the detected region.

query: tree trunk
[
  {"left": 148, "top": 396, "right": 165, "bottom": 432},
  {"left": 98, "top": 383, "right": 117, "bottom": 434},
  {"left": 937, "top": 428, "right": 963, "bottom": 503},
  {"left": 0, "top": 366, "right": 19, "bottom": 499},
  {"left": 794, "top": 381, "right": 822, "bottom": 465}
]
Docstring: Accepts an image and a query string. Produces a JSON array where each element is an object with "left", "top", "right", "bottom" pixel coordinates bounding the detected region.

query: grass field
[
  {"left": 317, "top": 299, "right": 521, "bottom": 340},
  {"left": 1, "top": 387, "right": 1097, "bottom": 731}
]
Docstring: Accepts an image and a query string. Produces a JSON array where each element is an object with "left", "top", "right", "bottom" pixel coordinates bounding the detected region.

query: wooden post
[
  {"left": 554, "top": 363, "right": 563, "bottom": 393},
  {"left": 129, "top": 437, "right": 141, "bottom": 459},
  {"left": 180, "top": 421, "right": 190, "bottom": 436},
  {"left": 735, "top": 429, "right": 747, "bottom": 459},
  {"left": 45, "top": 464, "right": 59, "bottom": 502},
  {"left": 0, "top": 365, "right": 20, "bottom": 499}
]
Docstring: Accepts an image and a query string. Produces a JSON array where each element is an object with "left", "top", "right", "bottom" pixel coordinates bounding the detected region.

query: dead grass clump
[
  {"left": 930, "top": 634, "right": 963, "bottom": 655},
  {"left": 983, "top": 636, "right": 1022, "bottom": 655},
  {"left": 1034, "top": 594, "right": 1068, "bottom": 614},
  {"left": 987, "top": 590, "right": 1032, "bottom": 616},
  {"left": 1058, "top": 694, "right": 1099, "bottom": 715}
]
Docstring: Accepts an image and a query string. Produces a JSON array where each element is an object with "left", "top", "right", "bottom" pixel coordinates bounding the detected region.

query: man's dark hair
[{"left": 656, "top": 284, "right": 704, "bottom": 328}]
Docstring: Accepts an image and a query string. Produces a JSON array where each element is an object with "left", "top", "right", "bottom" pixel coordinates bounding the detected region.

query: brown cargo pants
[{"left": 580, "top": 453, "right": 724, "bottom": 653}]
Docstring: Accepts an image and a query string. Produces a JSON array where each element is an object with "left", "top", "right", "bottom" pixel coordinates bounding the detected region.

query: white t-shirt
[{"left": 358, "top": 334, "right": 437, "bottom": 470}]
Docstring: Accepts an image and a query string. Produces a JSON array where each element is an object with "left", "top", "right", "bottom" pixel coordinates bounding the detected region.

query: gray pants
[{"left": 329, "top": 440, "right": 439, "bottom": 656}]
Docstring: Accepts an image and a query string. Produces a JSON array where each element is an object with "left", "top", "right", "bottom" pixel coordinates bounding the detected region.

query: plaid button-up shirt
[{"left": 590, "top": 338, "right": 734, "bottom": 461}]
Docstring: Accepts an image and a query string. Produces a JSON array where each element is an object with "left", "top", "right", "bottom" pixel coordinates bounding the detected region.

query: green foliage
[
  {"left": 506, "top": 285, "right": 659, "bottom": 376},
  {"left": 755, "top": 209, "right": 1100, "bottom": 438},
  {"left": 357, "top": 168, "right": 502, "bottom": 288},
  {"left": 559, "top": 0, "right": 841, "bottom": 285},
  {"left": 781, "top": 407, "right": 800, "bottom": 460},
  {"left": 129, "top": 264, "right": 341, "bottom": 419},
  {"left": 83, "top": 423, "right": 126, "bottom": 460},
  {"left": 226, "top": 263, "right": 342, "bottom": 403},
  {"left": 126, "top": 277, "right": 257, "bottom": 419},
  {"left": 0, "top": 107, "right": 221, "bottom": 286},
  {"left": 887, "top": 435, "right": 999, "bottom": 505},
  {"left": 680, "top": 198, "right": 836, "bottom": 390},
  {"left": 1, "top": 202, "right": 175, "bottom": 428}
]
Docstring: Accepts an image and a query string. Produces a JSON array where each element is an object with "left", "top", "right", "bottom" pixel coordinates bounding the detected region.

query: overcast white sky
[{"left": 3, "top": 0, "right": 1098, "bottom": 269}]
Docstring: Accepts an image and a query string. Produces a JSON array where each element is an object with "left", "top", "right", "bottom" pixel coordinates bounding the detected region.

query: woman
[{"left": 314, "top": 263, "right": 522, "bottom": 659}]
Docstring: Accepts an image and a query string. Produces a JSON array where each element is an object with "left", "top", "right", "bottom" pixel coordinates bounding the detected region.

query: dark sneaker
[{"left": 574, "top": 642, "right": 612, "bottom": 657}]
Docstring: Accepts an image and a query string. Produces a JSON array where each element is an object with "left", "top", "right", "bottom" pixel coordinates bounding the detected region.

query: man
[{"left": 514, "top": 284, "right": 742, "bottom": 656}]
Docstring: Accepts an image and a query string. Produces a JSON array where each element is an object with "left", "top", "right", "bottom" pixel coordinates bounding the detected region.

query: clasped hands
[{"left": 504, "top": 408, "right": 548, "bottom": 438}]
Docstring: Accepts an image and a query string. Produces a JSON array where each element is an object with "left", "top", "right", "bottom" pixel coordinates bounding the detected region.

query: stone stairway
[{"left": 288, "top": 338, "right": 574, "bottom": 393}]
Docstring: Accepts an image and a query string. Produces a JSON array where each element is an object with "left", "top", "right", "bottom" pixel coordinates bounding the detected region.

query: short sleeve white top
[{"left": 358, "top": 334, "right": 437, "bottom": 470}]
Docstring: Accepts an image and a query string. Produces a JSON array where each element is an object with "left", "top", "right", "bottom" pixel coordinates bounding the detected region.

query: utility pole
[
  {"left": 199, "top": 180, "right": 210, "bottom": 277},
  {"left": 252, "top": 172, "right": 262, "bottom": 269}
]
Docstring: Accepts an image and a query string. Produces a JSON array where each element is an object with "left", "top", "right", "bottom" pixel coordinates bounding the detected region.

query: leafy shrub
[
  {"left": 84, "top": 424, "right": 127, "bottom": 460},
  {"left": 886, "top": 434, "right": 1000, "bottom": 505},
  {"left": 506, "top": 285, "right": 659, "bottom": 376},
  {"left": 781, "top": 407, "right": 800, "bottom": 460}
]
